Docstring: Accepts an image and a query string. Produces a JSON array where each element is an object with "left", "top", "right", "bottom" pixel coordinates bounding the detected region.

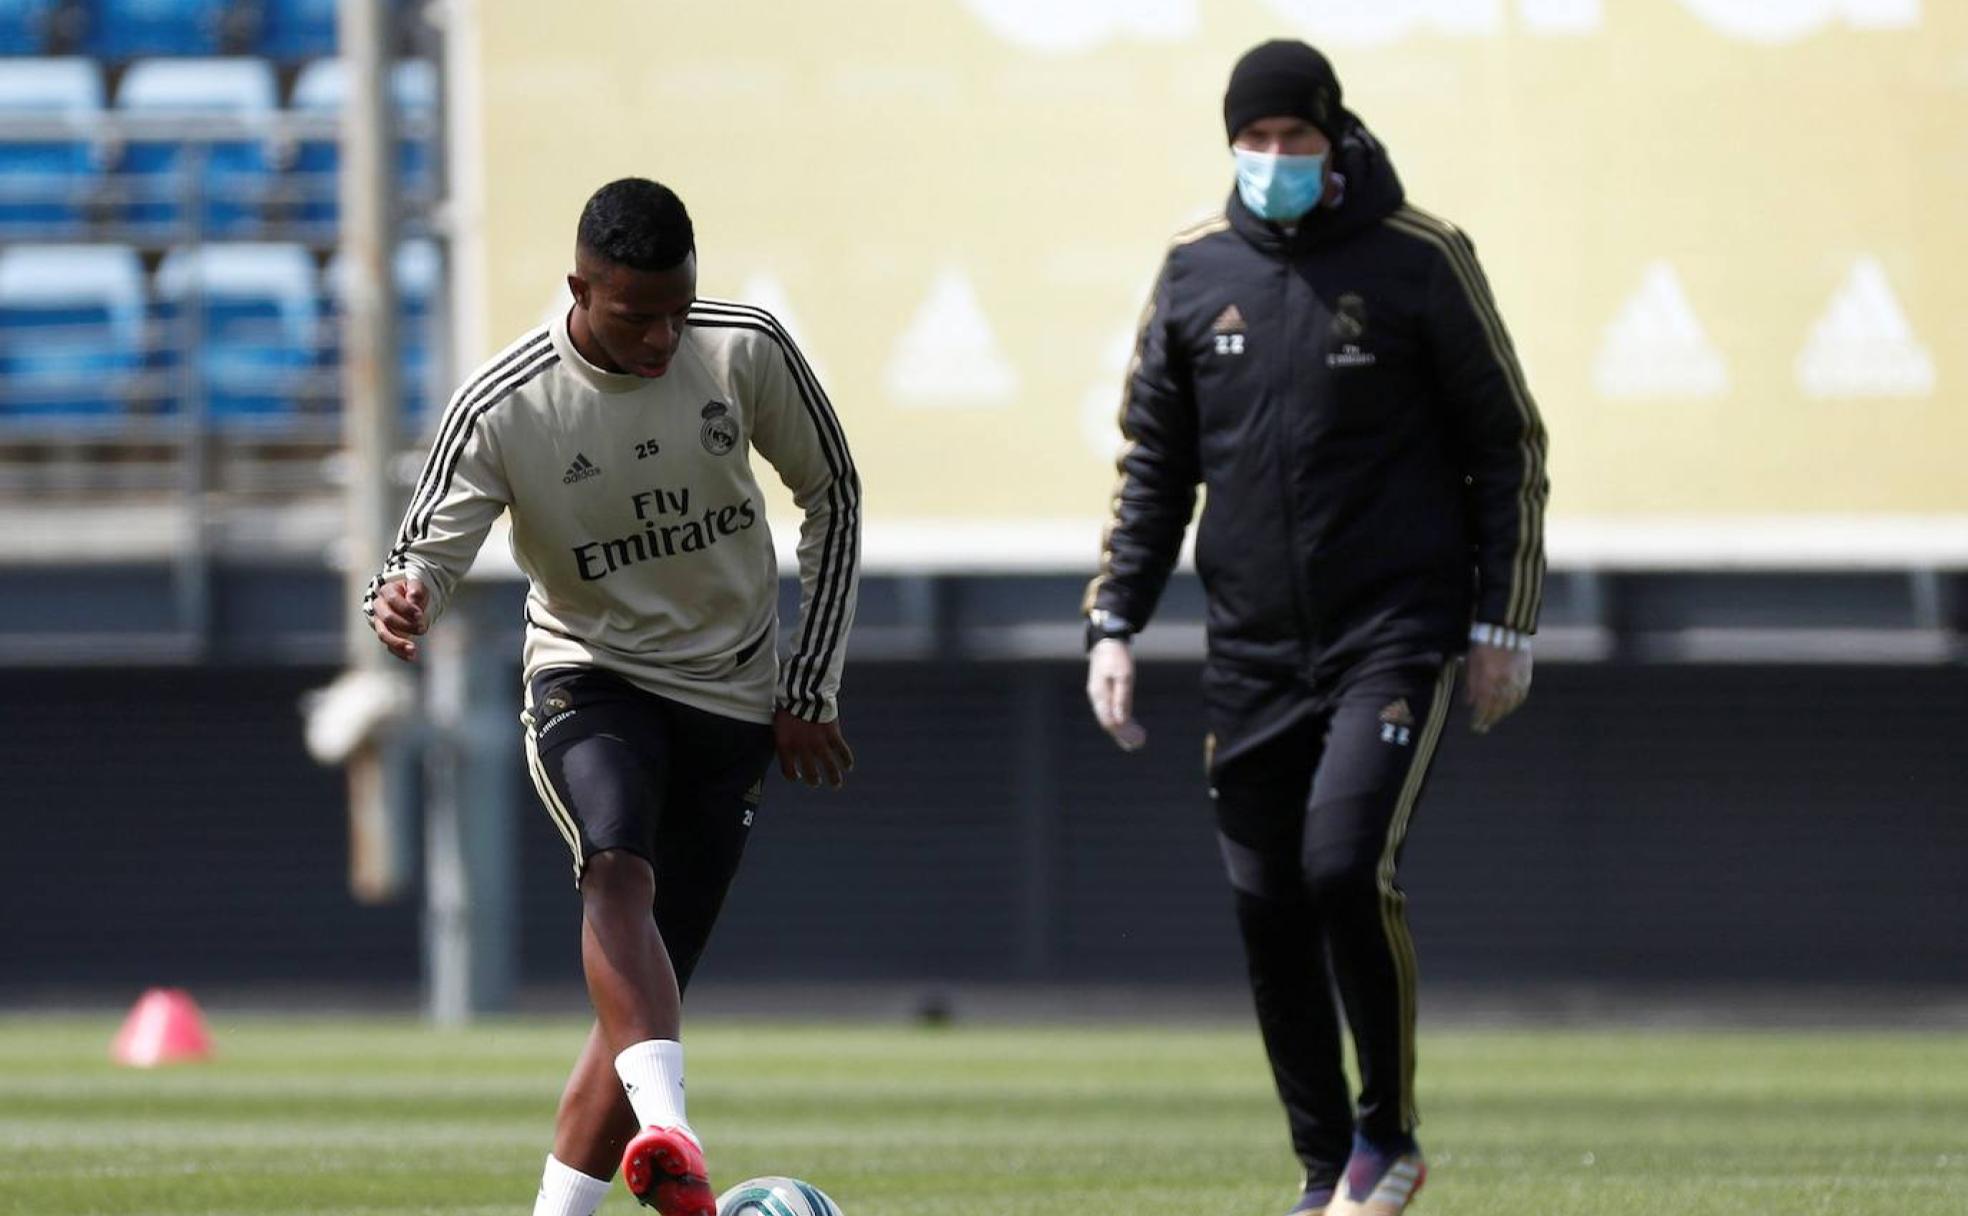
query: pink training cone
[{"left": 110, "top": 987, "right": 213, "bottom": 1067}]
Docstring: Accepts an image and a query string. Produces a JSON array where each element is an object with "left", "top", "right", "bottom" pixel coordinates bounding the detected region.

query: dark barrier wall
[{"left": 2, "top": 663, "right": 1964, "bottom": 994}]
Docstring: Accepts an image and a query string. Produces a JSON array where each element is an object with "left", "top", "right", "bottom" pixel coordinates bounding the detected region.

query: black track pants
[{"left": 1209, "top": 657, "right": 1459, "bottom": 1182}]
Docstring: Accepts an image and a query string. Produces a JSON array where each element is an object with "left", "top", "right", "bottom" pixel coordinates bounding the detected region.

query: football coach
[{"left": 1082, "top": 38, "right": 1549, "bottom": 1216}]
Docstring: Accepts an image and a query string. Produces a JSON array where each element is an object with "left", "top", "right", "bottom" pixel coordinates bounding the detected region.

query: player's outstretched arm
[
  {"left": 772, "top": 708, "right": 854, "bottom": 789},
  {"left": 368, "top": 578, "right": 430, "bottom": 662},
  {"left": 359, "top": 338, "right": 525, "bottom": 655},
  {"left": 1416, "top": 222, "right": 1548, "bottom": 641},
  {"left": 1083, "top": 257, "right": 1201, "bottom": 638},
  {"left": 739, "top": 309, "right": 862, "bottom": 746}
]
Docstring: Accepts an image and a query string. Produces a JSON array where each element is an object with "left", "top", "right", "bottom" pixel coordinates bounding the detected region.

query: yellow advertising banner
[{"left": 461, "top": 0, "right": 1967, "bottom": 566}]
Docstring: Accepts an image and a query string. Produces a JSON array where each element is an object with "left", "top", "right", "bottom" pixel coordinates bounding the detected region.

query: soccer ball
[{"left": 716, "top": 1176, "right": 844, "bottom": 1216}]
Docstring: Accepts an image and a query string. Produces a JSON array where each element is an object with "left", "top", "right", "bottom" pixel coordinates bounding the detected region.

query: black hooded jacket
[{"left": 1085, "top": 124, "right": 1549, "bottom": 678}]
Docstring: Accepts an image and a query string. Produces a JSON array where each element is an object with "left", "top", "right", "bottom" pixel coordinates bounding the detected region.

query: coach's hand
[
  {"left": 1465, "top": 641, "right": 1532, "bottom": 734},
  {"left": 774, "top": 708, "right": 854, "bottom": 788},
  {"left": 1086, "top": 638, "right": 1148, "bottom": 752},
  {"left": 369, "top": 578, "right": 430, "bottom": 662}
]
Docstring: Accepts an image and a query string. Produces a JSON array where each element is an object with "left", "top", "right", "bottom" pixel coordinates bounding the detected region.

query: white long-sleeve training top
[{"left": 364, "top": 298, "right": 861, "bottom": 724}]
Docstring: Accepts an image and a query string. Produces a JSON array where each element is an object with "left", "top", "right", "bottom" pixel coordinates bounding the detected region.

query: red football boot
[{"left": 620, "top": 1125, "right": 715, "bottom": 1216}]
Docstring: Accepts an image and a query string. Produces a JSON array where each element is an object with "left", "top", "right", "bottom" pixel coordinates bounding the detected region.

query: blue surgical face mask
[{"left": 1233, "top": 148, "right": 1327, "bottom": 222}]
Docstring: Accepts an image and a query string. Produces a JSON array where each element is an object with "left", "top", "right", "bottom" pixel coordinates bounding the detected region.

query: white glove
[{"left": 1086, "top": 638, "right": 1148, "bottom": 751}]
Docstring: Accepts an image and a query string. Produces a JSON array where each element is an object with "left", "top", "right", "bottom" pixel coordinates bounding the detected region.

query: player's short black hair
[{"left": 576, "top": 177, "right": 695, "bottom": 272}]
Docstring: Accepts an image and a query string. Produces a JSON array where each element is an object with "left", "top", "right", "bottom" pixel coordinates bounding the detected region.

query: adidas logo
[
  {"left": 1593, "top": 261, "right": 1728, "bottom": 400},
  {"left": 738, "top": 273, "right": 829, "bottom": 384},
  {"left": 562, "top": 452, "right": 602, "bottom": 484},
  {"left": 1211, "top": 304, "right": 1247, "bottom": 334},
  {"left": 1795, "top": 257, "right": 1934, "bottom": 399},
  {"left": 1377, "top": 697, "right": 1414, "bottom": 746},
  {"left": 884, "top": 267, "right": 1019, "bottom": 410},
  {"left": 1079, "top": 326, "right": 1138, "bottom": 463}
]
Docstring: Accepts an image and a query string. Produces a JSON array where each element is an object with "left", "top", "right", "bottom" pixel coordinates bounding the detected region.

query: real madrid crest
[
  {"left": 1325, "top": 292, "right": 1378, "bottom": 369},
  {"left": 700, "top": 401, "right": 739, "bottom": 456},
  {"left": 544, "top": 690, "right": 570, "bottom": 714},
  {"left": 1332, "top": 293, "right": 1368, "bottom": 341}
]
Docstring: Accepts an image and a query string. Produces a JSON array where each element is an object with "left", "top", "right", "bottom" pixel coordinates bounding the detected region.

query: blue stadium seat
[
  {"left": 289, "top": 57, "right": 436, "bottom": 229},
  {"left": 255, "top": 0, "right": 334, "bottom": 59},
  {"left": 0, "top": 58, "right": 104, "bottom": 237},
  {"left": 324, "top": 238, "right": 439, "bottom": 424},
  {"left": 392, "top": 237, "right": 438, "bottom": 422},
  {"left": 154, "top": 243, "right": 319, "bottom": 420},
  {"left": 0, "top": 244, "right": 147, "bottom": 418},
  {"left": 0, "top": 0, "right": 57, "bottom": 53},
  {"left": 85, "top": 0, "right": 229, "bottom": 58},
  {"left": 116, "top": 57, "right": 276, "bottom": 235}
]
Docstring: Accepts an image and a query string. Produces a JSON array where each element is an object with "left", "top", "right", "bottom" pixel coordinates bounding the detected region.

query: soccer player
[
  {"left": 1082, "top": 41, "right": 1548, "bottom": 1216},
  {"left": 364, "top": 178, "right": 860, "bottom": 1216}
]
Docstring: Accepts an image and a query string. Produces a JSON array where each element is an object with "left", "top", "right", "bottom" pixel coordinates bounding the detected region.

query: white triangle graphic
[
  {"left": 738, "top": 273, "right": 828, "bottom": 385},
  {"left": 1593, "top": 261, "right": 1728, "bottom": 399},
  {"left": 1079, "top": 327, "right": 1138, "bottom": 462},
  {"left": 1795, "top": 257, "right": 1934, "bottom": 399},
  {"left": 884, "top": 268, "right": 1019, "bottom": 410}
]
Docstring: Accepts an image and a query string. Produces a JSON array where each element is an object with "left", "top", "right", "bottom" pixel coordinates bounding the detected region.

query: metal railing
[
  {"left": 1, "top": 117, "right": 446, "bottom": 500},
  {"left": 0, "top": 111, "right": 437, "bottom": 244},
  {"left": 1, "top": 98, "right": 451, "bottom": 675}
]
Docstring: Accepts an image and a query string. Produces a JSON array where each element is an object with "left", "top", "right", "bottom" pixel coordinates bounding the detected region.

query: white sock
[
  {"left": 532, "top": 1154, "right": 612, "bottom": 1216},
  {"left": 614, "top": 1038, "right": 690, "bottom": 1133}
]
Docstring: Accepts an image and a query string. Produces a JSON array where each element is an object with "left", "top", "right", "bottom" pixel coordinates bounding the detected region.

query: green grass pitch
[{"left": 1, "top": 1014, "right": 1963, "bottom": 1214}]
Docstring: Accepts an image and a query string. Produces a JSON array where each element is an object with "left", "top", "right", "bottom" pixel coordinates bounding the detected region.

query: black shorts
[{"left": 522, "top": 667, "right": 775, "bottom": 981}]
